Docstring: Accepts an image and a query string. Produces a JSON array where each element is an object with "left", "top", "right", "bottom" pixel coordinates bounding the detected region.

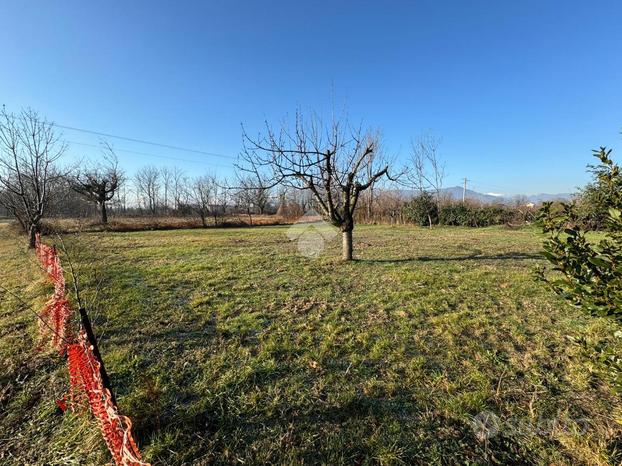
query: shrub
[
  {"left": 538, "top": 148, "right": 622, "bottom": 321},
  {"left": 438, "top": 203, "right": 516, "bottom": 227},
  {"left": 575, "top": 148, "right": 622, "bottom": 230},
  {"left": 403, "top": 192, "right": 438, "bottom": 227},
  {"left": 538, "top": 147, "right": 622, "bottom": 391}
]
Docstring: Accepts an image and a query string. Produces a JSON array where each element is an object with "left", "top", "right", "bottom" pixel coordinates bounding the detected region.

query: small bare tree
[
  {"left": 239, "top": 111, "right": 392, "bottom": 260},
  {"left": 160, "top": 167, "right": 173, "bottom": 213},
  {"left": 407, "top": 134, "right": 446, "bottom": 228},
  {"left": 189, "top": 174, "right": 219, "bottom": 227},
  {"left": 408, "top": 134, "right": 445, "bottom": 199},
  {"left": 172, "top": 166, "right": 185, "bottom": 212},
  {"left": 236, "top": 175, "right": 271, "bottom": 219},
  {"left": 0, "top": 108, "right": 68, "bottom": 247},
  {"left": 134, "top": 165, "right": 161, "bottom": 215},
  {"left": 71, "top": 144, "right": 123, "bottom": 224}
]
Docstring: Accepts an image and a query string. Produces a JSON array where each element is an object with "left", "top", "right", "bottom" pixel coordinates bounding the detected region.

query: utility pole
[{"left": 462, "top": 178, "right": 468, "bottom": 203}]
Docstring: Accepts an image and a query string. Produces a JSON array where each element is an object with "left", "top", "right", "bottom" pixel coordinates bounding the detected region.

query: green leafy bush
[
  {"left": 403, "top": 192, "right": 438, "bottom": 226},
  {"left": 438, "top": 203, "right": 516, "bottom": 227},
  {"left": 576, "top": 148, "right": 622, "bottom": 230},
  {"left": 538, "top": 147, "right": 622, "bottom": 391},
  {"left": 538, "top": 148, "right": 622, "bottom": 321}
]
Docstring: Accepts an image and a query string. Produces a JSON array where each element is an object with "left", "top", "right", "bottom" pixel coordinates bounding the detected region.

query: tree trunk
[
  {"left": 28, "top": 224, "right": 38, "bottom": 249},
  {"left": 100, "top": 202, "right": 108, "bottom": 224},
  {"left": 342, "top": 229, "right": 353, "bottom": 261}
]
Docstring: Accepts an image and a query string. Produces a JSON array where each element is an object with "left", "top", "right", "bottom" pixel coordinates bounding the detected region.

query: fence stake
[{"left": 79, "top": 307, "right": 117, "bottom": 406}]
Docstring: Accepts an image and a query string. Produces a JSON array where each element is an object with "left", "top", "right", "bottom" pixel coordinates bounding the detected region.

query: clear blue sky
[{"left": 1, "top": 0, "right": 621, "bottom": 195}]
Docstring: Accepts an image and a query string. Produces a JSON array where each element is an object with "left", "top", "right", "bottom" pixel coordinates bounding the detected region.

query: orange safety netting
[
  {"left": 67, "top": 332, "right": 146, "bottom": 465},
  {"left": 35, "top": 234, "right": 150, "bottom": 466},
  {"left": 35, "top": 236, "right": 71, "bottom": 354}
]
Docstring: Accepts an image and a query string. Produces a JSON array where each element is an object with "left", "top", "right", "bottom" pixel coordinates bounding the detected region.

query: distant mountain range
[{"left": 396, "top": 187, "right": 573, "bottom": 205}]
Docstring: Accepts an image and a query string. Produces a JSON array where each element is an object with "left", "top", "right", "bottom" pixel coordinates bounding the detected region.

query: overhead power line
[
  {"left": 53, "top": 123, "right": 237, "bottom": 160},
  {"left": 68, "top": 141, "right": 234, "bottom": 168}
]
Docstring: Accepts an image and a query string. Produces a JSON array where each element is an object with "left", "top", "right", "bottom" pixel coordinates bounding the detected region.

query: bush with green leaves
[
  {"left": 403, "top": 191, "right": 438, "bottom": 227},
  {"left": 538, "top": 147, "right": 622, "bottom": 391},
  {"left": 576, "top": 147, "right": 622, "bottom": 230},
  {"left": 538, "top": 148, "right": 622, "bottom": 321},
  {"left": 438, "top": 203, "right": 516, "bottom": 227}
]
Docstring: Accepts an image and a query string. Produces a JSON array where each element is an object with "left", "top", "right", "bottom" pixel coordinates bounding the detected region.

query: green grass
[{"left": 1, "top": 224, "right": 621, "bottom": 465}]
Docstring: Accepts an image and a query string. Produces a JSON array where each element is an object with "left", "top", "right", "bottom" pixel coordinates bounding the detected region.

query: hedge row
[{"left": 403, "top": 194, "right": 533, "bottom": 227}]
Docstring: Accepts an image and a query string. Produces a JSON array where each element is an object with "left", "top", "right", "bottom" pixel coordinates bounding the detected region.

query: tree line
[
  {"left": 0, "top": 108, "right": 439, "bottom": 259},
  {"left": 0, "top": 106, "right": 588, "bottom": 260}
]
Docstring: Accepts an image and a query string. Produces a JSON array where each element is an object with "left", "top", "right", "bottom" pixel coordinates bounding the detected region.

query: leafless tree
[
  {"left": 365, "top": 189, "right": 407, "bottom": 225},
  {"left": 275, "top": 186, "right": 309, "bottom": 219},
  {"left": 407, "top": 134, "right": 445, "bottom": 201},
  {"left": 0, "top": 108, "right": 68, "bottom": 247},
  {"left": 363, "top": 132, "right": 384, "bottom": 222},
  {"left": 160, "top": 167, "right": 173, "bottom": 212},
  {"left": 406, "top": 134, "right": 446, "bottom": 227},
  {"left": 234, "top": 180, "right": 256, "bottom": 226},
  {"left": 118, "top": 184, "right": 129, "bottom": 212},
  {"left": 237, "top": 175, "right": 270, "bottom": 217},
  {"left": 239, "top": 110, "right": 392, "bottom": 260},
  {"left": 213, "top": 178, "right": 229, "bottom": 225},
  {"left": 189, "top": 174, "right": 221, "bottom": 227},
  {"left": 71, "top": 143, "right": 123, "bottom": 224},
  {"left": 172, "top": 166, "right": 185, "bottom": 211},
  {"left": 134, "top": 165, "right": 160, "bottom": 215}
]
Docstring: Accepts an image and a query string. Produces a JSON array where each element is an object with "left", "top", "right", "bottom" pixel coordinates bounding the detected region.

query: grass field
[{"left": 1, "top": 224, "right": 621, "bottom": 465}]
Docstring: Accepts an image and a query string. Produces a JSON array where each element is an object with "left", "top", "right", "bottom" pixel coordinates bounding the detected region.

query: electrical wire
[
  {"left": 68, "top": 140, "right": 235, "bottom": 168},
  {"left": 53, "top": 122, "right": 237, "bottom": 160}
]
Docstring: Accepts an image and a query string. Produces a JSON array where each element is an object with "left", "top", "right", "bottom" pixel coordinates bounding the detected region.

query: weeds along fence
[{"left": 34, "top": 234, "right": 149, "bottom": 466}]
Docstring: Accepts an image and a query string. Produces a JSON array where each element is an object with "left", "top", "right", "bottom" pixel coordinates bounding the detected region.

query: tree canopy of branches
[
  {"left": 406, "top": 135, "right": 445, "bottom": 228},
  {"left": 0, "top": 108, "right": 67, "bottom": 247},
  {"left": 234, "top": 175, "right": 271, "bottom": 225},
  {"left": 239, "top": 111, "right": 391, "bottom": 260},
  {"left": 406, "top": 134, "right": 446, "bottom": 226},
  {"left": 188, "top": 174, "right": 224, "bottom": 227},
  {"left": 134, "top": 165, "right": 161, "bottom": 215},
  {"left": 72, "top": 144, "right": 123, "bottom": 224}
]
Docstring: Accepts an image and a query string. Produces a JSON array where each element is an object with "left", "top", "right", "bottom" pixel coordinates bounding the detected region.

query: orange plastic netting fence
[
  {"left": 35, "top": 240, "right": 71, "bottom": 354},
  {"left": 35, "top": 234, "right": 149, "bottom": 466}
]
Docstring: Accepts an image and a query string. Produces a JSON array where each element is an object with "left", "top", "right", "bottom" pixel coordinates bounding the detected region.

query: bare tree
[
  {"left": 408, "top": 134, "right": 445, "bottom": 199},
  {"left": 189, "top": 174, "right": 218, "bottom": 227},
  {"left": 134, "top": 165, "right": 160, "bottom": 215},
  {"left": 0, "top": 108, "right": 68, "bottom": 247},
  {"left": 212, "top": 178, "right": 228, "bottom": 225},
  {"left": 407, "top": 134, "right": 446, "bottom": 227},
  {"left": 234, "top": 177, "right": 261, "bottom": 226},
  {"left": 71, "top": 143, "right": 123, "bottom": 224},
  {"left": 236, "top": 175, "right": 271, "bottom": 218},
  {"left": 160, "top": 167, "right": 173, "bottom": 212},
  {"left": 239, "top": 111, "right": 392, "bottom": 260},
  {"left": 172, "top": 166, "right": 185, "bottom": 212}
]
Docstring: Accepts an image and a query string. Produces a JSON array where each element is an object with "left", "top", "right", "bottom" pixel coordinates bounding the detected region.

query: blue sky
[{"left": 1, "top": 0, "right": 621, "bottom": 195}]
